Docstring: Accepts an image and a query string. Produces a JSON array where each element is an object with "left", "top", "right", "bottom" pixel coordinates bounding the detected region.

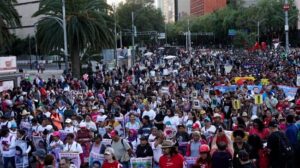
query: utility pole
[
  {"left": 284, "top": 0, "right": 290, "bottom": 54},
  {"left": 62, "top": 0, "right": 68, "bottom": 73},
  {"left": 114, "top": 4, "right": 118, "bottom": 67},
  {"left": 120, "top": 31, "right": 123, "bottom": 49},
  {"left": 131, "top": 12, "right": 135, "bottom": 67}
]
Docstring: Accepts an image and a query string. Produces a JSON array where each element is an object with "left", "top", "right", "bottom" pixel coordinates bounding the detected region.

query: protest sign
[
  {"left": 278, "top": 85, "right": 298, "bottom": 98},
  {"left": 59, "top": 152, "right": 80, "bottom": 168},
  {"left": 184, "top": 157, "right": 197, "bottom": 168},
  {"left": 102, "top": 139, "right": 112, "bottom": 146},
  {"left": 232, "top": 99, "right": 241, "bottom": 110},
  {"left": 15, "top": 139, "right": 29, "bottom": 168},
  {"left": 20, "top": 121, "right": 32, "bottom": 138},
  {"left": 32, "top": 136, "right": 46, "bottom": 150},
  {"left": 89, "top": 152, "right": 104, "bottom": 167},
  {"left": 130, "top": 157, "right": 153, "bottom": 168},
  {"left": 192, "top": 90, "right": 198, "bottom": 99},
  {"left": 164, "top": 127, "right": 177, "bottom": 139},
  {"left": 254, "top": 94, "right": 263, "bottom": 105},
  {"left": 193, "top": 100, "right": 201, "bottom": 109}
]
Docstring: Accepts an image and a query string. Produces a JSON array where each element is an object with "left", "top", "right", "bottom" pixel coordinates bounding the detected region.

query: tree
[
  {"left": 0, "top": 0, "right": 20, "bottom": 47},
  {"left": 33, "top": 0, "right": 114, "bottom": 78},
  {"left": 116, "top": 0, "right": 164, "bottom": 45}
]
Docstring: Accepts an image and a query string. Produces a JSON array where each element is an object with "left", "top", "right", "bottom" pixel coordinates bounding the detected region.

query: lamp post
[
  {"left": 131, "top": 12, "right": 135, "bottom": 67},
  {"left": 284, "top": 0, "right": 290, "bottom": 54},
  {"left": 62, "top": 0, "right": 68, "bottom": 73}
]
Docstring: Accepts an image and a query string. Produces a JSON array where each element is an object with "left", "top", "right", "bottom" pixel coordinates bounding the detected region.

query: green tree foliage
[
  {"left": 33, "top": 0, "right": 114, "bottom": 78},
  {"left": 167, "top": 0, "right": 299, "bottom": 47},
  {"left": 0, "top": 0, "right": 21, "bottom": 47},
  {"left": 116, "top": 0, "right": 164, "bottom": 45}
]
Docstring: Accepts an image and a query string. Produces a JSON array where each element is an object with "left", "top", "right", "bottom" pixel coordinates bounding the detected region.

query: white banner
[
  {"left": 130, "top": 157, "right": 152, "bottom": 168},
  {"left": 0, "top": 56, "right": 17, "bottom": 73},
  {"left": 0, "top": 81, "right": 14, "bottom": 92}
]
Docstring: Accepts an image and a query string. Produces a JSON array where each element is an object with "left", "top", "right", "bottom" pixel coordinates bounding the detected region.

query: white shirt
[
  {"left": 37, "top": 125, "right": 53, "bottom": 133},
  {"left": 85, "top": 121, "right": 97, "bottom": 132},
  {"left": 142, "top": 109, "right": 156, "bottom": 121},
  {"left": 201, "top": 125, "right": 216, "bottom": 139},
  {"left": 163, "top": 116, "right": 180, "bottom": 129},
  {"left": 125, "top": 121, "right": 140, "bottom": 131},
  {"left": 63, "top": 141, "right": 83, "bottom": 153},
  {"left": 43, "top": 111, "right": 51, "bottom": 118},
  {"left": 64, "top": 126, "right": 77, "bottom": 134},
  {"left": 151, "top": 142, "right": 162, "bottom": 163},
  {"left": 0, "top": 134, "right": 16, "bottom": 157},
  {"left": 50, "top": 140, "right": 64, "bottom": 149}
]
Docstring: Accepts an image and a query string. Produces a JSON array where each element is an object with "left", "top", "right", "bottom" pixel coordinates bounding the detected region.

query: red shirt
[
  {"left": 36, "top": 163, "right": 44, "bottom": 168},
  {"left": 159, "top": 153, "right": 184, "bottom": 168},
  {"left": 102, "top": 161, "right": 120, "bottom": 168}
]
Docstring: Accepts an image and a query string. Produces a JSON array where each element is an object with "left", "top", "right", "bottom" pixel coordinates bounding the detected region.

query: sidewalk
[{"left": 24, "top": 69, "right": 64, "bottom": 79}]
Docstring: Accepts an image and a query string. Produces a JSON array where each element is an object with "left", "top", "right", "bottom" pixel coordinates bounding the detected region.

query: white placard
[
  {"left": 0, "top": 81, "right": 14, "bottom": 92},
  {"left": 0, "top": 56, "right": 17, "bottom": 73}
]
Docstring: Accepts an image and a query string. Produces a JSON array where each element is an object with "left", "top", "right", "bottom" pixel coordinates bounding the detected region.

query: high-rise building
[
  {"left": 190, "top": 0, "right": 227, "bottom": 16},
  {"left": 11, "top": 0, "right": 41, "bottom": 39},
  {"left": 155, "top": 0, "right": 190, "bottom": 22}
]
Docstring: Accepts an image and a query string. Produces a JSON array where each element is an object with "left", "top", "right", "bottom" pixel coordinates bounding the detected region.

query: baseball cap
[
  {"left": 79, "top": 122, "right": 87, "bottom": 128},
  {"left": 199, "top": 144, "right": 210, "bottom": 153},
  {"left": 65, "top": 118, "right": 72, "bottom": 123},
  {"left": 204, "top": 117, "right": 211, "bottom": 122},
  {"left": 109, "top": 130, "right": 118, "bottom": 138}
]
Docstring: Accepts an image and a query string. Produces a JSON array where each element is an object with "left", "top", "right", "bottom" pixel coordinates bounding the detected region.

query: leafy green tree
[
  {"left": 33, "top": 0, "right": 113, "bottom": 78},
  {"left": 116, "top": 0, "right": 164, "bottom": 45},
  {"left": 0, "top": 0, "right": 20, "bottom": 47}
]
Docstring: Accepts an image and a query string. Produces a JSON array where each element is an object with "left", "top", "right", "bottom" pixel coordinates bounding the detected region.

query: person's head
[
  {"left": 188, "top": 112, "right": 197, "bottom": 122},
  {"left": 192, "top": 131, "right": 201, "bottom": 141},
  {"left": 42, "top": 118, "right": 48, "bottom": 126},
  {"left": 44, "top": 154, "right": 55, "bottom": 167},
  {"left": 1, "top": 128, "right": 9, "bottom": 137},
  {"left": 85, "top": 115, "right": 92, "bottom": 122},
  {"left": 110, "top": 130, "right": 119, "bottom": 142},
  {"left": 129, "top": 113, "right": 136, "bottom": 122},
  {"left": 65, "top": 118, "right": 72, "bottom": 127},
  {"left": 94, "top": 134, "right": 102, "bottom": 144},
  {"left": 178, "top": 125, "right": 186, "bottom": 133},
  {"left": 161, "top": 140, "right": 177, "bottom": 156},
  {"left": 286, "top": 115, "right": 295, "bottom": 124},
  {"left": 142, "top": 115, "right": 150, "bottom": 124},
  {"left": 216, "top": 141, "right": 227, "bottom": 151},
  {"left": 253, "top": 118, "right": 264, "bottom": 132},
  {"left": 59, "top": 158, "right": 70, "bottom": 168},
  {"left": 92, "top": 161, "right": 101, "bottom": 168},
  {"left": 104, "top": 147, "right": 116, "bottom": 161},
  {"left": 17, "top": 129, "right": 26, "bottom": 139},
  {"left": 268, "top": 120, "right": 279, "bottom": 132},
  {"left": 204, "top": 117, "right": 211, "bottom": 127},
  {"left": 66, "top": 133, "right": 75, "bottom": 144},
  {"left": 52, "top": 131, "right": 60, "bottom": 141},
  {"left": 199, "top": 144, "right": 210, "bottom": 160},
  {"left": 238, "top": 150, "right": 250, "bottom": 163},
  {"left": 140, "top": 136, "right": 148, "bottom": 146},
  {"left": 151, "top": 127, "right": 158, "bottom": 135},
  {"left": 233, "top": 130, "right": 245, "bottom": 144},
  {"left": 213, "top": 113, "right": 222, "bottom": 123},
  {"left": 166, "top": 109, "right": 175, "bottom": 117}
]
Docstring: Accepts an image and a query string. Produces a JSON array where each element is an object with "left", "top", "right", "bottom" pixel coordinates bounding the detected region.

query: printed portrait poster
[
  {"left": 184, "top": 157, "right": 197, "bottom": 168},
  {"left": 89, "top": 152, "right": 104, "bottom": 167},
  {"left": 81, "top": 142, "right": 91, "bottom": 163},
  {"left": 20, "top": 121, "right": 32, "bottom": 139},
  {"left": 32, "top": 136, "right": 46, "bottom": 151},
  {"left": 15, "top": 139, "right": 29, "bottom": 168},
  {"left": 130, "top": 157, "right": 153, "bottom": 168},
  {"left": 59, "top": 152, "right": 80, "bottom": 168}
]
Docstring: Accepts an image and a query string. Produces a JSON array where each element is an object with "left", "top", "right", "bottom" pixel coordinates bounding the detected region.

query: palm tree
[
  {"left": 0, "top": 0, "right": 21, "bottom": 46},
  {"left": 33, "top": 0, "right": 114, "bottom": 78}
]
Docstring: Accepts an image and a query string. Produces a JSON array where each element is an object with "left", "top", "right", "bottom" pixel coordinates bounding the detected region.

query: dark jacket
[{"left": 136, "top": 143, "right": 153, "bottom": 158}]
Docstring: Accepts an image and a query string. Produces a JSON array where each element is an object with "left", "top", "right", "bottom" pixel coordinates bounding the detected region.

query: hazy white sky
[{"left": 106, "top": 0, "right": 126, "bottom": 6}]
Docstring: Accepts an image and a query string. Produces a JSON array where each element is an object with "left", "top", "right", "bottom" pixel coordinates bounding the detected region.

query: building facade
[
  {"left": 190, "top": 0, "right": 227, "bottom": 16},
  {"left": 11, "top": 0, "right": 41, "bottom": 39}
]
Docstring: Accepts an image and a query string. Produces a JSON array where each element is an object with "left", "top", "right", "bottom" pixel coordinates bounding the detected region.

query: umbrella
[
  {"left": 164, "top": 55, "right": 177, "bottom": 60},
  {"left": 144, "top": 52, "right": 153, "bottom": 56}
]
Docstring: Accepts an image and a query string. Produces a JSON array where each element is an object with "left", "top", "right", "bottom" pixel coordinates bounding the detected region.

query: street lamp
[{"left": 62, "top": 0, "right": 68, "bottom": 73}]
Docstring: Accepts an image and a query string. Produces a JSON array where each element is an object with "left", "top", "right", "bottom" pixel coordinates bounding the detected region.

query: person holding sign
[{"left": 159, "top": 140, "right": 184, "bottom": 168}]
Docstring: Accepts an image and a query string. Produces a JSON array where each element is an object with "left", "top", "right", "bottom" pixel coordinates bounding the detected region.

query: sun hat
[{"left": 161, "top": 140, "right": 175, "bottom": 149}]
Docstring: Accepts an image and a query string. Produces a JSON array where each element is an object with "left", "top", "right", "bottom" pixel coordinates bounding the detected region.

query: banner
[
  {"left": 59, "top": 152, "right": 80, "bottom": 168},
  {"left": 0, "top": 80, "right": 14, "bottom": 92},
  {"left": 89, "top": 153, "right": 104, "bottom": 167},
  {"left": 234, "top": 77, "right": 255, "bottom": 83},
  {"left": 278, "top": 85, "right": 298, "bottom": 98},
  {"left": 102, "top": 139, "right": 112, "bottom": 146},
  {"left": 261, "top": 79, "right": 270, "bottom": 85},
  {"left": 0, "top": 56, "right": 17, "bottom": 73},
  {"left": 184, "top": 157, "right": 197, "bottom": 168},
  {"left": 214, "top": 85, "right": 237, "bottom": 93},
  {"left": 130, "top": 157, "right": 153, "bottom": 168},
  {"left": 15, "top": 139, "right": 29, "bottom": 168},
  {"left": 32, "top": 136, "right": 46, "bottom": 150},
  {"left": 254, "top": 94, "right": 263, "bottom": 105}
]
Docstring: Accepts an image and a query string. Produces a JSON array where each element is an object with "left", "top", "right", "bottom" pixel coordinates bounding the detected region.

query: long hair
[
  {"left": 253, "top": 119, "right": 264, "bottom": 132},
  {"left": 169, "top": 146, "right": 178, "bottom": 156}
]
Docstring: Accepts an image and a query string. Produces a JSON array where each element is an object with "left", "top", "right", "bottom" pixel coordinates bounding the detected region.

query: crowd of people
[{"left": 1, "top": 47, "right": 300, "bottom": 168}]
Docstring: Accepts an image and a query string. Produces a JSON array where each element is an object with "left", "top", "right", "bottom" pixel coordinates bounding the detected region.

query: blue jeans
[{"left": 3, "top": 156, "right": 16, "bottom": 168}]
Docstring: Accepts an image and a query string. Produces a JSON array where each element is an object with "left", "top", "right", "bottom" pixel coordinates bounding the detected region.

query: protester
[
  {"left": 159, "top": 140, "right": 184, "bottom": 168},
  {"left": 0, "top": 128, "right": 16, "bottom": 168},
  {"left": 102, "top": 147, "right": 122, "bottom": 168},
  {"left": 195, "top": 144, "right": 211, "bottom": 168},
  {"left": 32, "top": 149, "right": 46, "bottom": 168},
  {"left": 135, "top": 136, "right": 153, "bottom": 157}
]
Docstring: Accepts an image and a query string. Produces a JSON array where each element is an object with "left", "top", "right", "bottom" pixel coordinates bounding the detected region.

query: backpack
[{"left": 276, "top": 132, "right": 294, "bottom": 159}]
